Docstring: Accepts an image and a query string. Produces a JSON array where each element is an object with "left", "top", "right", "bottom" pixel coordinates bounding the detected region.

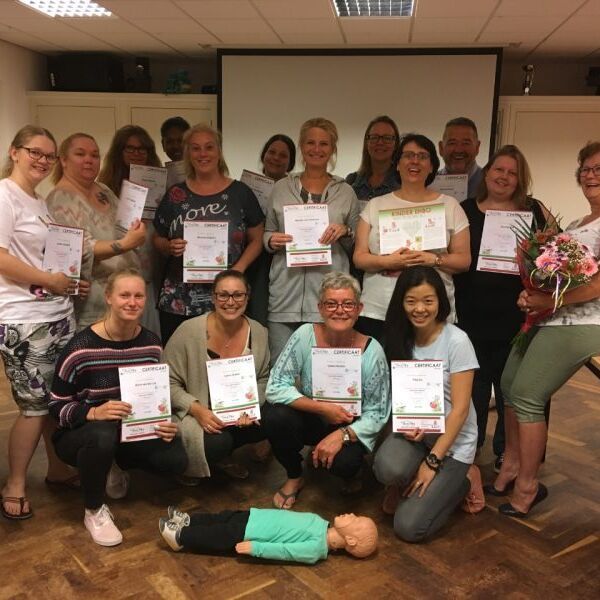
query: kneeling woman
[
  {"left": 264, "top": 272, "right": 390, "bottom": 509},
  {"left": 49, "top": 269, "right": 187, "bottom": 547},
  {"left": 373, "top": 266, "right": 479, "bottom": 542}
]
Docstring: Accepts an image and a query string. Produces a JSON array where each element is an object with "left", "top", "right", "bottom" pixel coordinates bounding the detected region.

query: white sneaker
[
  {"left": 84, "top": 504, "right": 123, "bottom": 546},
  {"left": 159, "top": 517, "right": 184, "bottom": 551},
  {"left": 167, "top": 505, "right": 190, "bottom": 526},
  {"left": 106, "top": 463, "right": 130, "bottom": 499}
]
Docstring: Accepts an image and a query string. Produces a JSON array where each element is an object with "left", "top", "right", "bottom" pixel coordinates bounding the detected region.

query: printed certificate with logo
[
  {"left": 240, "top": 169, "right": 274, "bottom": 215},
  {"left": 129, "top": 164, "right": 168, "bottom": 220},
  {"left": 165, "top": 160, "right": 187, "bottom": 189},
  {"left": 206, "top": 355, "right": 261, "bottom": 425},
  {"left": 284, "top": 203, "right": 332, "bottom": 267},
  {"left": 119, "top": 364, "right": 171, "bottom": 442},
  {"left": 391, "top": 360, "right": 445, "bottom": 433},
  {"left": 379, "top": 204, "right": 446, "bottom": 253},
  {"left": 429, "top": 173, "right": 468, "bottom": 202},
  {"left": 116, "top": 179, "right": 149, "bottom": 232},
  {"left": 311, "top": 347, "right": 362, "bottom": 416},
  {"left": 183, "top": 221, "right": 228, "bottom": 283},
  {"left": 42, "top": 223, "right": 84, "bottom": 294}
]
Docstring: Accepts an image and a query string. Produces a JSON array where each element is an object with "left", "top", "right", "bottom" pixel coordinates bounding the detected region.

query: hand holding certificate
[
  {"left": 206, "top": 355, "right": 261, "bottom": 425},
  {"left": 42, "top": 223, "right": 84, "bottom": 294},
  {"left": 116, "top": 180, "right": 149, "bottom": 232},
  {"left": 183, "top": 221, "right": 228, "bottom": 282},
  {"left": 391, "top": 360, "right": 445, "bottom": 433},
  {"left": 119, "top": 364, "right": 172, "bottom": 442},
  {"left": 284, "top": 204, "right": 332, "bottom": 267}
]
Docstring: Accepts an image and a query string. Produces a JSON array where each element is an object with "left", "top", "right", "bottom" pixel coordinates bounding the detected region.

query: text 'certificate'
[
  {"left": 183, "top": 221, "right": 228, "bottom": 283},
  {"left": 391, "top": 360, "right": 445, "bottom": 433},
  {"left": 119, "top": 364, "right": 171, "bottom": 442},
  {"left": 240, "top": 169, "right": 274, "bottom": 215},
  {"left": 116, "top": 179, "right": 149, "bottom": 232},
  {"left": 379, "top": 204, "right": 446, "bottom": 254},
  {"left": 129, "top": 164, "right": 168, "bottom": 220},
  {"left": 206, "top": 355, "right": 261, "bottom": 425},
  {"left": 42, "top": 224, "right": 84, "bottom": 293},
  {"left": 312, "top": 347, "right": 362, "bottom": 416},
  {"left": 284, "top": 204, "right": 332, "bottom": 267},
  {"left": 429, "top": 174, "right": 468, "bottom": 203}
]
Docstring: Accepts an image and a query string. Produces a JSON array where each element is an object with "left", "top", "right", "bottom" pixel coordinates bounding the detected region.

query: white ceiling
[{"left": 0, "top": 0, "right": 597, "bottom": 60}]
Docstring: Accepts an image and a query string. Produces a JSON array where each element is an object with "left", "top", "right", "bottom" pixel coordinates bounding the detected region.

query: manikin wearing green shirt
[{"left": 159, "top": 507, "right": 378, "bottom": 564}]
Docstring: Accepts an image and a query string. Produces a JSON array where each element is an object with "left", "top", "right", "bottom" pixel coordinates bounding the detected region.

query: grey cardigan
[
  {"left": 164, "top": 313, "right": 270, "bottom": 477},
  {"left": 263, "top": 173, "right": 360, "bottom": 323}
]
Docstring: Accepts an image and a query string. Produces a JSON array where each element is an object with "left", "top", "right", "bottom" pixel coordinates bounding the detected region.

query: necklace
[
  {"left": 210, "top": 314, "right": 243, "bottom": 349},
  {"left": 103, "top": 319, "right": 138, "bottom": 342}
]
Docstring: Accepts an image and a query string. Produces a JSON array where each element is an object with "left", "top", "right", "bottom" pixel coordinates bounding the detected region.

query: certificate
[
  {"left": 42, "top": 223, "right": 84, "bottom": 294},
  {"left": 379, "top": 204, "right": 446, "bottom": 253},
  {"left": 477, "top": 210, "right": 533, "bottom": 275},
  {"left": 240, "top": 169, "right": 274, "bottom": 215},
  {"left": 166, "top": 160, "right": 187, "bottom": 189},
  {"left": 119, "top": 364, "right": 171, "bottom": 442},
  {"left": 429, "top": 173, "right": 468, "bottom": 202},
  {"left": 284, "top": 204, "right": 332, "bottom": 267},
  {"left": 206, "top": 355, "right": 261, "bottom": 425},
  {"left": 129, "top": 164, "right": 167, "bottom": 220},
  {"left": 311, "top": 348, "right": 362, "bottom": 416},
  {"left": 116, "top": 180, "right": 149, "bottom": 232},
  {"left": 391, "top": 360, "right": 445, "bottom": 433},
  {"left": 183, "top": 221, "right": 228, "bottom": 283}
]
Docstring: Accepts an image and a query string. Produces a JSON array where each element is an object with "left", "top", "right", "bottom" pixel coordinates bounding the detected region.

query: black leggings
[
  {"left": 263, "top": 403, "right": 366, "bottom": 479},
  {"left": 53, "top": 421, "right": 188, "bottom": 509},
  {"left": 204, "top": 421, "right": 268, "bottom": 466},
  {"left": 179, "top": 510, "right": 250, "bottom": 554}
]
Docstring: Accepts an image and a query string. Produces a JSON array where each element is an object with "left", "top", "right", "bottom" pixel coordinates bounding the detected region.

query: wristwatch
[
  {"left": 340, "top": 426, "right": 351, "bottom": 445},
  {"left": 425, "top": 452, "right": 443, "bottom": 472}
]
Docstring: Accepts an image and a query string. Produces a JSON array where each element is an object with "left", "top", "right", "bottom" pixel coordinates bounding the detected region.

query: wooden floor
[{"left": 0, "top": 369, "right": 599, "bottom": 600}]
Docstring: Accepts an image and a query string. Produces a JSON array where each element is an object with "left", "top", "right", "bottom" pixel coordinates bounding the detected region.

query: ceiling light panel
[
  {"left": 332, "top": 0, "right": 414, "bottom": 17},
  {"left": 18, "top": 0, "right": 112, "bottom": 18}
]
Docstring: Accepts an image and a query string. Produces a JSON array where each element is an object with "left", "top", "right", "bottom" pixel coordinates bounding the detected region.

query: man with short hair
[
  {"left": 160, "top": 116, "right": 190, "bottom": 162},
  {"left": 438, "top": 117, "right": 482, "bottom": 199}
]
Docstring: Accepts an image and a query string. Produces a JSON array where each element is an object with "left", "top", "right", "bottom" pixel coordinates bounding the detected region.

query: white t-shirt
[
  {"left": 0, "top": 178, "right": 72, "bottom": 323},
  {"left": 543, "top": 216, "right": 600, "bottom": 327},
  {"left": 359, "top": 192, "right": 469, "bottom": 323}
]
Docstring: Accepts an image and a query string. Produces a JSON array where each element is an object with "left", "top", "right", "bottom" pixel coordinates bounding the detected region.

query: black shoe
[
  {"left": 498, "top": 483, "right": 548, "bottom": 518},
  {"left": 483, "top": 479, "right": 515, "bottom": 497},
  {"left": 493, "top": 453, "right": 504, "bottom": 474}
]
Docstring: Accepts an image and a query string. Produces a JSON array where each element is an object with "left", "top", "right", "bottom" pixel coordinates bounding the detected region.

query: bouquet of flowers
[{"left": 512, "top": 217, "right": 598, "bottom": 352}]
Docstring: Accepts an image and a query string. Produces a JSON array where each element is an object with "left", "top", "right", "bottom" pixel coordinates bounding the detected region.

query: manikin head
[{"left": 327, "top": 513, "right": 378, "bottom": 558}]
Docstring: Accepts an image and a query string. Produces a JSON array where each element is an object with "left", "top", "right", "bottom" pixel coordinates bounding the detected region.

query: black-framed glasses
[
  {"left": 214, "top": 291, "right": 248, "bottom": 303},
  {"left": 18, "top": 146, "right": 58, "bottom": 163},
  {"left": 578, "top": 165, "right": 600, "bottom": 178},
  {"left": 124, "top": 145, "right": 149, "bottom": 155},
  {"left": 400, "top": 150, "right": 430, "bottom": 161},
  {"left": 321, "top": 300, "right": 359, "bottom": 312},
  {"left": 366, "top": 134, "right": 396, "bottom": 144}
]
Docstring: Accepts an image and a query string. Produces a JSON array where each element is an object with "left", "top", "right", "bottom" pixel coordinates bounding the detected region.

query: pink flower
[{"left": 535, "top": 253, "right": 561, "bottom": 271}]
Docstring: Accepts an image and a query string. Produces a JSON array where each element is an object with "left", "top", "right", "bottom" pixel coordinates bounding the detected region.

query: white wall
[{"left": 0, "top": 40, "right": 47, "bottom": 158}]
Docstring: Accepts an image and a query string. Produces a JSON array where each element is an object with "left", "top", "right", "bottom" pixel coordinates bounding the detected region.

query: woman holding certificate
[
  {"left": 353, "top": 133, "right": 471, "bottom": 345},
  {"left": 264, "top": 272, "right": 390, "bottom": 510},
  {"left": 153, "top": 124, "right": 264, "bottom": 345},
  {"left": 49, "top": 269, "right": 186, "bottom": 546},
  {"left": 264, "top": 118, "right": 360, "bottom": 361},
  {"left": 164, "top": 270, "right": 270, "bottom": 480},
  {"left": 47, "top": 133, "right": 146, "bottom": 331},
  {"left": 0, "top": 125, "right": 86, "bottom": 520},
  {"left": 374, "top": 266, "right": 479, "bottom": 542}
]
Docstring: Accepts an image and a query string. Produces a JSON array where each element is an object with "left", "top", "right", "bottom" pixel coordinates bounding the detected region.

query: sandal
[
  {"left": 1, "top": 496, "right": 33, "bottom": 520},
  {"left": 273, "top": 486, "right": 303, "bottom": 510},
  {"left": 461, "top": 465, "right": 485, "bottom": 514},
  {"left": 45, "top": 475, "right": 81, "bottom": 491}
]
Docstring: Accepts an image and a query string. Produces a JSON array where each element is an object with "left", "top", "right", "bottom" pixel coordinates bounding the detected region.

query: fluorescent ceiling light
[
  {"left": 332, "top": 0, "right": 414, "bottom": 17},
  {"left": 18, "top": 0, "right": 112, "bottom": 17}
]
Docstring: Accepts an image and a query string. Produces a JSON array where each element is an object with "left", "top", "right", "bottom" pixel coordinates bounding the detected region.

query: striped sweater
[{"left": 49, "top": 326, "right": 162, "bottom": 429}]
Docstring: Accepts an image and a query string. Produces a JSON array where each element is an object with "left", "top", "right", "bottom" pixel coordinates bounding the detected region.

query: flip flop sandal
[
  {"left": 1, "top": 496, "right": 33, "bottom": 520},
  {"left": 45, "top": 475, "right": 81, "bottom": 490},
  {"left": 273, "top": 487, "right": 303, "bottom": 510}
]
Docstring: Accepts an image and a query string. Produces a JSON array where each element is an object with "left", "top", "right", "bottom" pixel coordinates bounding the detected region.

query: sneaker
[
  {"left": 494, "top": 453, "right": 505, "bottom": 474},
  {"left": 159, "top": 517, "right": 184, "bottom": 551},
  {"left": 84, "top": 504, "right": 122, "bottom": 546},
  {"left": 167, "top": 505, "right": 190, "bottom": 526},
  {"left": 106, "top": 463, "right": 130, "bottom": 499}
]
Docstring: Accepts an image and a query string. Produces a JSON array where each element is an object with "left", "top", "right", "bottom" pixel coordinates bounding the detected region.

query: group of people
[{"left": 0, "top": 113, "right": 599, "bottom": 560}]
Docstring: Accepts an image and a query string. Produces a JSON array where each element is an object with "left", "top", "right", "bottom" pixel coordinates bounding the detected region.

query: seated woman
[
  {"left": 263, "top": 272, "right": 390, "bottom": 509},
  {"left": 373, "top": 266, "right": 479, "bottom": 543},
  {"left": 491, "top": 141, "right": 600, "bottom": 518},
  {"left": 49, "top": 269, "right": 187, "bottom": 547},
  {"left": 164, "top": 269, "right": 270, "bottom": 480}
]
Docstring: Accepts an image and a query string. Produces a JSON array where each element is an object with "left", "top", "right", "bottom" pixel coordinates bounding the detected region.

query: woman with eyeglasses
[
  {"left": 164, "top": 270, "right": 270, "bottom": 481},
  {"left": 0, "top": 125, "right": 90, "bottom": 520},
  {"left": 47, "top": 133, "right": 146, "bottom": 331},
  {"left": 353, "top": 133, "right": 471, "bottom": 345},
  {"left": 263, "top": 272, "right": 390, "bottom": 509},
  {"left": 490, "top": 141, "right": 600, "bottom": 519}
]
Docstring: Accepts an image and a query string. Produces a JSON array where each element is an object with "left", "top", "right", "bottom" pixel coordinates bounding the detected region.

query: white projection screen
[{"left": 218, "top": 50, "right": 502, "bottom": 179}]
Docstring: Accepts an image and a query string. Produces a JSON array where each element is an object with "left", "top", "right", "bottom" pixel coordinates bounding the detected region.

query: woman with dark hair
[
  {"left": 346, "top": 115, "right": 400, "bottom": 206},
  {"left": 353, "top": 134, "right": 471, "bottom": 344},
  {"left": 454, "top": 145, "right": 555, "bottom": 470},
  {"left": 490, "top": 141, "right": 600, "bottom": 518},
  {"left": 373, "top": 266, "right": 479, "bottom": 542},
  {"left": 260, "top": 134, "right": 296, "bottom": 182}
]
